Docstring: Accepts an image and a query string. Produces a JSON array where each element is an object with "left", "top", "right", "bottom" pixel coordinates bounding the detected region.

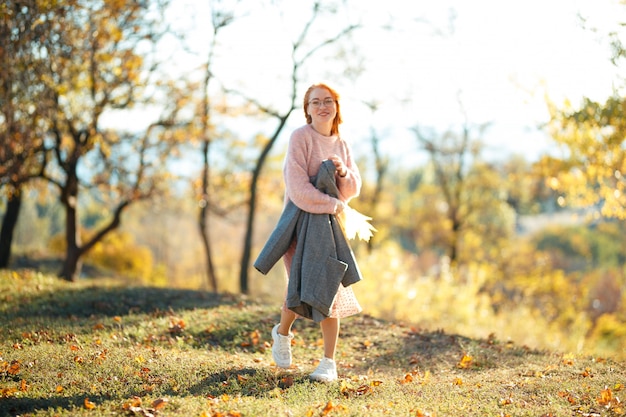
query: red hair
[{"left": 303, "top": 83, "right": 342, "bottom": 136}]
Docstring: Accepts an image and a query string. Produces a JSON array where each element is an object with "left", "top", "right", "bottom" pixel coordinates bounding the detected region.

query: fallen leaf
[
  {"left": 500, "top": 396, "right": 513, "bottom": 406},
  {"left": 168, "top": 318, "right": 186, "bottom": 334},
  {"left": 279, "top": 375, "right": 294, "bottom": 388},
  {"left": 457, "top": 354, "right": 473, "bottom": 369},
  {"left": 8, "top": 360, "right": 20, "bottom": 375},
  {"left": 84, "top": 397, "right": 96, "bottom": 409},
  {"left": 322, "top": 401, "right": 335, "bottom": 415},
  {"left": 152, "top": 397, "right": 168, "bottom": 410},
  {"left": 597, "top": 387, "right": 615, "bottom": 406},
  {"left": 122, "top": 396, "right": 143, "bottom": 410},
  {"left": 400, "top": 373, "right": 413, "bottom": 384},
  {"left": 562, "top": 353, "right": 575, "bottom": 366},
  {"left": 1, "top": 387, "right": 17, "bottom": 398}
]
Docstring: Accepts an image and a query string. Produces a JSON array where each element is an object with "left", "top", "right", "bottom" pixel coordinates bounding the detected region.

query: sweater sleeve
[
  {"left": 336, "top": 143, "right": 362, "bottom": 203},
  {"left": 284, "top": 130, "right": 339, "bottom": 214}
]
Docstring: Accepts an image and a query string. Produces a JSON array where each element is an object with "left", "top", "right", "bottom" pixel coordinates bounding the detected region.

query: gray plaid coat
[{"left": 253, "top": 159, "right": 363, "bottom": 322}]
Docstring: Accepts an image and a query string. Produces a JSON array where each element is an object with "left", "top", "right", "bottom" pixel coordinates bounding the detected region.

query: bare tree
[
  {"left": 193, "top": 1, "right": 241, "bottom": 292},
  {"left": 236, "top": 2, "right": 359, "bottom": 293},
  {"left": 361, "top": 100, "right": 389, "bottom": 251},
  {"left": 411, "top": 98, "right": 490, "bottom": 265}
]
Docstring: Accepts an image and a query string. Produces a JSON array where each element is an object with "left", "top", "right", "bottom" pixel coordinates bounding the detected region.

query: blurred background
[{"left": 2, "top": 0, "right": 626, "bottom": 359}]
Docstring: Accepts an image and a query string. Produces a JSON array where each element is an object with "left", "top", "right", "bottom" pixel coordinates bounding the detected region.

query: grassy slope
[{"left": 0, "top": 269, "right": 625, "bottom": 417}]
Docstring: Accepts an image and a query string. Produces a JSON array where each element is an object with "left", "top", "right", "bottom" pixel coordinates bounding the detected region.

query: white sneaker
[
  {"left": 309, "top": 357, "right": 338, "bottom": 382},
  {"left": 271, "top": 324, "right": 293, "bottom": 368}
]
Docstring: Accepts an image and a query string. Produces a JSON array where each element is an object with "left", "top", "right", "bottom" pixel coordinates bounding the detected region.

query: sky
[{"left": 134, "top": 0, "right": 626, "bottom": 166}]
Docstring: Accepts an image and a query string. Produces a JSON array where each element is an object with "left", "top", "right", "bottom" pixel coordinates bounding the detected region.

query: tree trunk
[
  {"left": 0, "top": 188, "right": 22, "bottom": 268},
  {"left": 240, "top": 166, "right": 260, "bottom": 294},
  {"left": 60, "top": 242, "right": 83, "bottom": 282},
  {"left": 367, "top": 129, "right": 387, "bottom": 252},
  {"left": 199, "top": 139, "right": 218, "bottom": 291},
  {"left": 240, "top": 116, "right": 289, "bottom": 294},
  {"left": 59, "top": 168, "right": 82, "bottom": 281}
]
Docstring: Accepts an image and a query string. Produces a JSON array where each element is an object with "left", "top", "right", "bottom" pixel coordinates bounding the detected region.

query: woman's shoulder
[
  {"left": 289, "top": 124, "right": 315, "bottom": 146},
  {"left": 291, "top": 124, "right": 313, "bottom": 138}
]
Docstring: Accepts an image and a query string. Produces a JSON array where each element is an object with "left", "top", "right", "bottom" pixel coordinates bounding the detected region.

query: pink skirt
[{"left": 282, "top": 240, "right": 362, "bottom": 319}]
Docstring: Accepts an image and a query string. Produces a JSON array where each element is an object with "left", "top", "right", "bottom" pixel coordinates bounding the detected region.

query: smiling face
[
  {"left": 306, "top": 87, "right": 337, "bottom": 125},
  {"left": 303, "top": 83, "right": 342, "bottom": 136}
]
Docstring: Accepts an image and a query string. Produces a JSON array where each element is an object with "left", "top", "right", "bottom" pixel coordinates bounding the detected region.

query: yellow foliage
[
  {"left": 548, "top": 96, "right": 626, "bottom": 219},
  {"left": 587, "top": 314, "right": 626, "bottom": 357},
  {"left": 352, "top": 240, "right": 614, "bottom": 357},
  {"left": 49, "top": 230, "right": 154, "bottom": 282},
  {"left": 87, "top": 231, "right": 153, "bottom": 281}
]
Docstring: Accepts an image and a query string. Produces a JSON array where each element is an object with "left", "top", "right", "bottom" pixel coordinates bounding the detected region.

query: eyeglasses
[{"left": 308, "top": 98, "right": 336, "bottom": 108}]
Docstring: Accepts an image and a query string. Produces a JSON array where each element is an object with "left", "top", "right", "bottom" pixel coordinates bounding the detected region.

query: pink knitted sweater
[{"left": 284, "top": 124, "right": 361, "bottom": 214}]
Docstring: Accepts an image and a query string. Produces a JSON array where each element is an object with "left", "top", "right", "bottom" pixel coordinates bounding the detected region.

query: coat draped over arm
[{"left": 253, "top": 160, "right": 363, "bottom": 322}]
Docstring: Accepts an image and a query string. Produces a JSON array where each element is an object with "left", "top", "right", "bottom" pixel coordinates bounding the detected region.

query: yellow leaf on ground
[
  {"left": 84, "top": 397, "right": 96, "bottom": 409},
  {"left": 597, "top": 387, "right": 614, "bottom": 406},
  {"left": 457, "top": 354, "right": 473, "bottom": 369}
]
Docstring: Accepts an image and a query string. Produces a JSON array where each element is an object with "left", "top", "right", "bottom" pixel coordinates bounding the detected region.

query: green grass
[{"left": 1, "top": 269, "right": 625, "bottom": 417}]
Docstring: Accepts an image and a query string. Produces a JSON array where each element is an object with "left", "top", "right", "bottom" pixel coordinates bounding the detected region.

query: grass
[{"left": 1, "top": 269, "right": 625, "bottom": 417}]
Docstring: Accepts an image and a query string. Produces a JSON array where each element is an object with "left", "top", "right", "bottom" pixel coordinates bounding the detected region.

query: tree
[
  {"left": 236, "top": 1, "right": 359, "bottom": 294},
  {"left": 193, "top": 1, "right": 241, "bottom": 292},
  {"left": 410, "top": 107, "right": 513, "bottom": 266},
  {"left": 545, "top": 96, "right": 626, "bottom": 220},
  {"left": 359, "top": 100, "right": 389, "bottom": 251},
  {"left": 0, "top": 0, "right": 56, "bottom": 267},
  {"left": 411, "top": 123, "right": 478, "bottom": 264},
  {"left": 17, "top": 0, "right": 181, "bottom": 281}
]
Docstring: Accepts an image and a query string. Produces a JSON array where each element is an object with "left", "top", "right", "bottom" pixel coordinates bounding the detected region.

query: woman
[{"left": 271, "top": 83, "right": 363, "bottom": 382}]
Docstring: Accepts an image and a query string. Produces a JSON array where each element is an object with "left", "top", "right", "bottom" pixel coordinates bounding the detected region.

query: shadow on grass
[
  {"left": 1, "top": 283, "right": 239, "bottom": 321},
  {"left": 340, "top": 315, "right": 544, "bottom": 374},
  {"left": 188, "top": 366, "right": 322, "bottom": 399},
  {"left": 0, "top": 394, "right": 113, "bottom": 417}
]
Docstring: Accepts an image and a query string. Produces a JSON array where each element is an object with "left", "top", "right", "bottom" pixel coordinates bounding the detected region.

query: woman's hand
[{"left": 328, "top": 154, "right": 347, "bottom": 177}]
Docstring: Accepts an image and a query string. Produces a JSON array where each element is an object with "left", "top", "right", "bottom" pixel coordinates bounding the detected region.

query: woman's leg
[
  {"left": 320, "top": 317, "right": 340, "bottom": 359},
  {"left": 278, "top": 307, "right": 297, "bottom": 336}
]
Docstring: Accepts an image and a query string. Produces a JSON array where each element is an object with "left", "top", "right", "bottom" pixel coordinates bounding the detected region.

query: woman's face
[{"left": 307, "top": 87, "right": 337, "bottom": 126}]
